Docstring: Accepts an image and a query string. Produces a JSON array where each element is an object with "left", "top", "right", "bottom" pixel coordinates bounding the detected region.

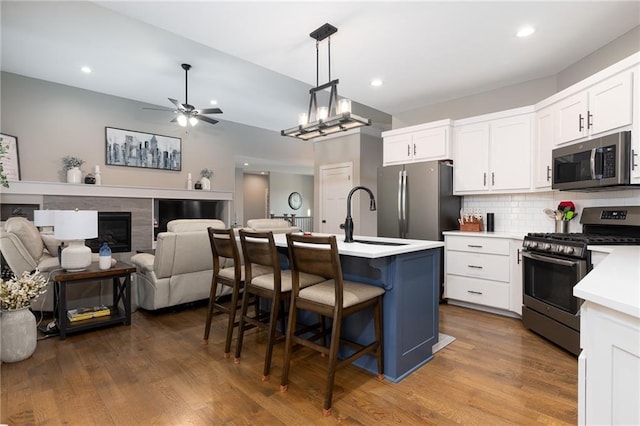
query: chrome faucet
[{"left": 341, "top": 186, "right": 376, "bottom": 243}]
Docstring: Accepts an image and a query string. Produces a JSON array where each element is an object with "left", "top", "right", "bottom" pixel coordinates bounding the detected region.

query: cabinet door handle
[
  {"left": 633, "top": 149, "right": 638, "bottom": 171},
  {"left": 413, "top": 143, "right": 416, "bottom": 156},
  {"left": 578, "top": 113, "right": 584, "bottom": 131},
  {"left": 491, "top": 172, "right": 495, "bottom": 186},
  {"left": 467, "top": 244, "right": 483, "bottom": 248},
  {"left": 517, "top": 249, "right": 521, "bottom": 265},
  {"left": 587, "top": 110, "right": 593, "bottom": 129},
  {"left": 467, "top": 265, "right": 483, "bottom": 269},
  {"left": 407, "top": 144, "right": 411, "bottom": 157},
  {"left": 467, "top": 290, "right": 483, "bottom": 295},
  {"left": 546, "top": 165, "right": 551, "bottom": 182},
  {"left": 483, "top": 172, "right": 487, "bottom": 186}
]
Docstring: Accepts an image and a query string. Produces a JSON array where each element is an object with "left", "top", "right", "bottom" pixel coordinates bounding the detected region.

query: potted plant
[
  {"left": 200, "top": 168, "right": 213, "bottom": 190},
  {"left": 0, "top": 270, "right": 48, "bottom": 363},
  {"left": 62, "top": 155, "right": 84, "bottom": 184}
]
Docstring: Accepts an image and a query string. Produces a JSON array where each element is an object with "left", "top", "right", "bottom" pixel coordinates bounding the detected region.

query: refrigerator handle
[
  {"left": 397, "top": 170, "right": 403, "bottom": 236},
  {"left": 402, "top": 170, "right": 408, "bottom": 237}
]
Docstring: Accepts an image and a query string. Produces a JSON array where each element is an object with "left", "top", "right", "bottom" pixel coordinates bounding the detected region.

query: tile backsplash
[{"left": 462, "top": 189, "right": 640, "bottom": 234}]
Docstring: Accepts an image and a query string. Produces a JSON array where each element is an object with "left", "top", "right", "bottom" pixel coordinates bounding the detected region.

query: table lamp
[
  {"left": 33, "top": 209, "right": 57, "bottom": 235},
  {"left": 54, "top": 210, "right": 98, "bottom": 271}
]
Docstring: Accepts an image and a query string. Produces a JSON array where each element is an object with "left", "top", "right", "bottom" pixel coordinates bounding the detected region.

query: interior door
[{"left": 319, "top": 163, "right": 352, "bottom": 234}]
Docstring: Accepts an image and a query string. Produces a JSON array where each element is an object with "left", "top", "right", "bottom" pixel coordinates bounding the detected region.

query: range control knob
[
  {"left": 542, "top": 243, "right": 552, "bottom": 250},
  {"left": 529, "top": 241, "right": 538, "bottom": 249},
  {"left": 563, "top": 247, "right": 574, "bottom": 255}
]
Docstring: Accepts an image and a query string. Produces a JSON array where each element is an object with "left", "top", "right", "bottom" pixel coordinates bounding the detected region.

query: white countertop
[
  {"left": 273, "top": 233, "right": 443, "bottom": 259},
  {"left": 443, "top": 230, "right": 526, "bottom": 240},
  {"left": 574, "top": 246, "right": 640, "bottom": 319}
]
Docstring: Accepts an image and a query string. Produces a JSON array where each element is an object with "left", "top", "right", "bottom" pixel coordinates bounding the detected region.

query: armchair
[{"left": 131, "top": 219, "right": 233, "bottom": 310}]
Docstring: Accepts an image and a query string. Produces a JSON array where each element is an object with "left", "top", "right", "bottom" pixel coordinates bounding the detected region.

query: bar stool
[
  {"left": 235, "top": 230, "right": 324, "bottom": 380},
  {"left": 202, "top": 227, "right": 245, "bottom": 358},
  {"left": 280, "top": 234, "right": 385, "bottom": 416}
]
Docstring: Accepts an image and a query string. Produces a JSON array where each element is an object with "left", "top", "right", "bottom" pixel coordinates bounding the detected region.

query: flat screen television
[{"left": 155, "top": 199, "right": 223, "bottom": 238}]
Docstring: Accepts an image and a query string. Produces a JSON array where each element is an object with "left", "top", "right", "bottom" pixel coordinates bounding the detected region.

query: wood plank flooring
[{"left": 1, "top": 303, "right": 577, "bottom": 424}]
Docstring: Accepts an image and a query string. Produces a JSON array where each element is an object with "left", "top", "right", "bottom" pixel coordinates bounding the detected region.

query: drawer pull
[
  {"left": 467, "top": 290, "right": 483, "bottom": 295},
  {"left": 467, "top": 244, "right": 483, "bottom": 248},
  {"left": 467, "top": 265, "right": 483, "bottom": 269}
]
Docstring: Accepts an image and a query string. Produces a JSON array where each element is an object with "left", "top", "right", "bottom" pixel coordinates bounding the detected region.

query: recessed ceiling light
[
  {"left": 210, "top": 100, "right": 218, "bottom": 105},
  {"left": 516, "top": 26, "right": 535, "bottom": 38},
  {"left": 243, "top": 162, "right": 249, "bottom": 166},
  {"left": 81, "top": 66, "right": 92, "bottom": 74},
  {"left": 370, "top": 79, "right": 383, "bottom": 87}
]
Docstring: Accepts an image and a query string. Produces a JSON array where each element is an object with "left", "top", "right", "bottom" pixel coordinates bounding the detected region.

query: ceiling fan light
[
  {"left": 177, "top": 114, "right": 188, "bottom": 127},
  {"left": 189, "top": 116, "right": 198, "bottom": 126}
]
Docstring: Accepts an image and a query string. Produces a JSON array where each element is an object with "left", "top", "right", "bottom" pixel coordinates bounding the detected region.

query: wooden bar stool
[
  {"left": 280, "top": 234, "right": 385, "bottom": 416},
  {"left": 235, "top": 230, "right": 324, "bottom": 381},
  {"left": 203, "top": 227, "right": 245, "bottom": 358}
]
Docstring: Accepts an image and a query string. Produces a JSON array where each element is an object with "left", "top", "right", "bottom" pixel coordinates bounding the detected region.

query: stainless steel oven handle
[
  {"left": 590, "top": 148, "right": 597, "bottom": 179},
  {"left": 521, "top": 250, "right": 579, "bottom": 267}
]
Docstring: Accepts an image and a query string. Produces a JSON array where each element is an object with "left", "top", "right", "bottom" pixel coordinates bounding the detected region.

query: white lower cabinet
[
  {"left": 579, "top": 302, "right": 640, "bottom": 425},
  {"left": 444, "top": 234, "right": 521, "bottom": 315}
]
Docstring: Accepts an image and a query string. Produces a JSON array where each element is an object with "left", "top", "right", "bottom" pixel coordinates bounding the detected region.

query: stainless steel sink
[{"left": 352, "top": 239, "right": 407, "bottom": 246}]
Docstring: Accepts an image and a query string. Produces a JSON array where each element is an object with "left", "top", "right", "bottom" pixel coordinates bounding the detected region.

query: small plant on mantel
[
  {"left": 200, "top": 168, "right": 213, "bottom": 179},
  {"left": 62, "top": 155, "right": 84, "bottom": 170}
]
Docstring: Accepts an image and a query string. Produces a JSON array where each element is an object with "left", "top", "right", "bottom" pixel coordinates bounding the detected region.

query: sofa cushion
[
  {"left": 41, "top": 234, "right": 62, "bottom": 256},
  {"left": 4, "top": 217, "right": 44, "bottom": 261},
  {"left": 167, "top": 219, "right": 226, "bottom": 233},
  {"left": 246, "top": 218, "right": 292, "bottom": 230}
]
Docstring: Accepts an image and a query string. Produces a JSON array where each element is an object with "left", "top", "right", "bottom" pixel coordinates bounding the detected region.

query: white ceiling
[{"left": 2, "top": 1, "right": 639, "bottom": 163}]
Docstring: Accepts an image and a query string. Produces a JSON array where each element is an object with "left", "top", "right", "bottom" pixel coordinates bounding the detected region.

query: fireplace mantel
[{"left": 2, "top": 181, "right": 233, "bottom": 201}]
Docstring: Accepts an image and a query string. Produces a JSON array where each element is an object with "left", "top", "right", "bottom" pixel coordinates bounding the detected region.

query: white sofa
[
  {"left": 130, "top": 219, "right": 233, "bottom": 311},
  {"left": 243, "top": 218, "right": 299, "bottom": 234}
]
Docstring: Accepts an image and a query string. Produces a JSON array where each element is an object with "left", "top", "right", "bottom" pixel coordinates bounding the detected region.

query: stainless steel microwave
[{"left": 552, "top": 131, "right": 637, "bottom": 191}]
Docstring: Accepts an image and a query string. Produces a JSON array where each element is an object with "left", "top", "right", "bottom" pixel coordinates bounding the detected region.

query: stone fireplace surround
[{"left": 2, "top": 181, "right": 233, "bottom": 261}]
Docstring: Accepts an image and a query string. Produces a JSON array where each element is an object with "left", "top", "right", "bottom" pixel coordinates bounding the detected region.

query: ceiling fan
[{"left": 147, "top": 63, "right": 222, "bottom": 126}]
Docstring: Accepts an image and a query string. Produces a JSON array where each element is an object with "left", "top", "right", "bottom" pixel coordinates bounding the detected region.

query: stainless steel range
[{"left": 521, "top": 206, "right": 640, "bottom": 355}]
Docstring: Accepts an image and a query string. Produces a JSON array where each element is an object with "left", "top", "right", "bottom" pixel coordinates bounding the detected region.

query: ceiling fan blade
[
  {"left": 197, "top": 115, "right": 219, "bottom": 125},
  {"left": 143, "top": 107, "right": 174, "bottom": 111},
  {"left": 198, "top": 107, "right": 223, "bottom": 115},
  {"left": 168, "top": 98, "right": 183, "bottom": 109},
  {"left": 170, "top": 116, "right": 178, "bottom": 123}
]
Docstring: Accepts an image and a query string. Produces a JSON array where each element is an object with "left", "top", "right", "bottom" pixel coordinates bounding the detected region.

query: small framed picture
[{"left": 0, "top": 133, "right": 20, "bottom": 181}]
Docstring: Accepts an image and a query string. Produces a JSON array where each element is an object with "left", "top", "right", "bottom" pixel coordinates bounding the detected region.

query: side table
[{"left": 53, "top": 261, "right": 137, "bottom": 339}]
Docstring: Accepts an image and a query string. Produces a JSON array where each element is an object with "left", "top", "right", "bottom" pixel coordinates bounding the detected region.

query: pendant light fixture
[{"left": 281, "top": 23, "right": 371, "bottom": 140}]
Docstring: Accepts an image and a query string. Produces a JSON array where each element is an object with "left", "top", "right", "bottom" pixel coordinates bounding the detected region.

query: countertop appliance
[
  {"left": 521, "top": 205, "right": 640, "bottom": 355},
  {"left": 377, "top": 160, "right": 461, "bottom": 300},
  {"left": 552, "top": 131, "right": 637, "bottom": 191}
]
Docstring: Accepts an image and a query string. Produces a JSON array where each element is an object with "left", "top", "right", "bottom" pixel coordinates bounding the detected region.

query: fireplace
[{"left": 86, "top": 212, "right": 132, "bottom": 253}]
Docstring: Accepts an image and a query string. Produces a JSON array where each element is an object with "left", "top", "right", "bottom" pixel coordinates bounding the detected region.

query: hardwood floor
[{"left": 1, "top": 303, "right": 577, "bottom": 424}]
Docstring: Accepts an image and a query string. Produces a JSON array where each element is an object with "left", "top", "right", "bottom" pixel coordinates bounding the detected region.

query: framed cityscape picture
[
  {"left": 105, "top": 127, "right": 181, "bottom": 171},
  {"left": 0, "top": 132, "right": 20, "bottom": 181}
]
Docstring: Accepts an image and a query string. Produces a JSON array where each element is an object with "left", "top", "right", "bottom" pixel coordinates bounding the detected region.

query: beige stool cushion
[
  {"left": 251, "top": 270, "right": 324, "bottom": 292},
  {"left": 217, "top": 264, "right": 272, "bottom": 282},
  {"left": 299, "top": 279, "right": 385, "bottom": 308}
]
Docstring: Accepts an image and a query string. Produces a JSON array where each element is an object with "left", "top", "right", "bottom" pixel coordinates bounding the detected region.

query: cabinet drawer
[
  {"left": 444, "top": 275, "right": 510, "bottom": 310},
  {"left": 446, "top": 235, "right": 510, "bottom": 255},
  {"left": 446, "top": 251, "right": 510, "bottom": 282}
]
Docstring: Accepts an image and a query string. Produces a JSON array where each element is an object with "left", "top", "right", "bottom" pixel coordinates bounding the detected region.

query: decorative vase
[
  {"left": 66, "top": 167, "right": 82, "bottom": 184},
  {"left": 0, "top": 307, "right": 37, "bottom": 363},
  {"left": 200, "top": 176, "right": 211, "bottom": 190}
]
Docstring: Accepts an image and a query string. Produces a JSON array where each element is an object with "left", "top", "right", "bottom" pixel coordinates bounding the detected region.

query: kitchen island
[{"left": 273, "top": 233, "right": 444, "bottom": 382}]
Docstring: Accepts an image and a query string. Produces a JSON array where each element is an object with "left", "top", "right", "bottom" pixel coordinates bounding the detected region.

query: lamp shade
[
  {"left": 34, "top": 210, "right": 57, "bottom": 227},
  {"left": 54, "top": 210, "right": 98, "bottom": 240}
]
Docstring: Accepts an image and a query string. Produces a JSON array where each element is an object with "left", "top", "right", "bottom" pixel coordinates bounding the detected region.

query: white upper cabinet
[
  {"left": 453, "top": 107, "right": 533, "bottom": 194},
  {"left": 382, "top": 120, "right": 452, "bottom": 166},
  {"left": 556, "top": 70, "right": 634, "bottom": 145},
  {"left": 533, "top": 104, "right": 556, "bottom": 189}
]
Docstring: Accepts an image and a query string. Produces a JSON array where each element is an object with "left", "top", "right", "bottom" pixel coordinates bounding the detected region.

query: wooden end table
[{"left": 53, "top": 261, "right": 136, "bottom": 339}]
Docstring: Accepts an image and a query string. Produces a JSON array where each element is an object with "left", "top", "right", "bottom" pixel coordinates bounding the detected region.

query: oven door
[{"left": 522, "top": 250, "right": 588, "bottom": 330}]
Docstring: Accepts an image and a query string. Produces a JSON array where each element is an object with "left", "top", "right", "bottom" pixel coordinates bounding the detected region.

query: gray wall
[
  {"left": 393, "top": 25, "right": 640, "bottom": 128},
  {"left": 0, "top": 72, "right": 314, "bottom": 192},
  {"left": 269, "top": 172, "right": 314, "bottom": 217},
  {"left": 242, "top": 173, "right": 268, "bottom": 223}
]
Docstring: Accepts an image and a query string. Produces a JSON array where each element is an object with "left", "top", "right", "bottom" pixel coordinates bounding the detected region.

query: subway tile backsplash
[{"left": 462, "top": 190, "right": 640, "bottom": 234}]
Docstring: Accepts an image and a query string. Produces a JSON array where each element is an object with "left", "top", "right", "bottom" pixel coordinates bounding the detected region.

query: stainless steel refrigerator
[
  {"left": 377, "top": 160, "right": 460, "bottom": 241},
  {"left": 378, "top": 160, "right": 461, "bottom": 301}
]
